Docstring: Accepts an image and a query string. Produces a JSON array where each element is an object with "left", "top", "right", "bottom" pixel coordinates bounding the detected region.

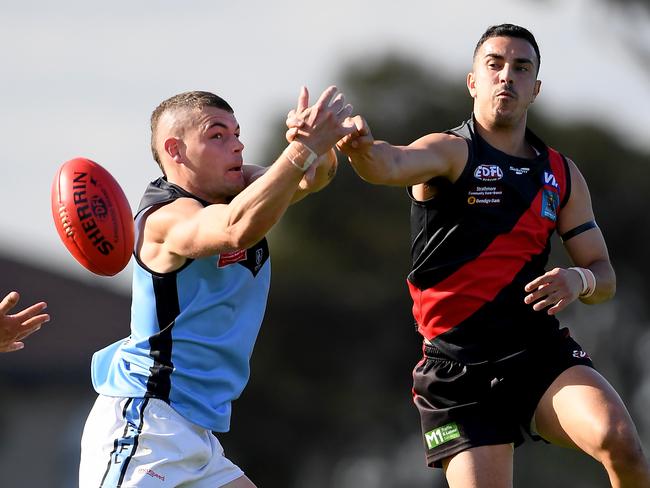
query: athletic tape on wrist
[
  {"left": 286, "top": 141, "right": 318, "bottom": 172},
  {"left": 582, "top": 268, "right": 596, "bottom": 297},
  {"left": 569, "top": 267, "right": 596, "bottom": 298}
]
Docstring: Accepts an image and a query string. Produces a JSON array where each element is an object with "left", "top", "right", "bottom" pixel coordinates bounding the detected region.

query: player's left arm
[
  {"left": 524, "top": 158, "right": 615, "bottom": 314},
  {"left": 559, "top": 159, "right": 616, "bottom": 303}
]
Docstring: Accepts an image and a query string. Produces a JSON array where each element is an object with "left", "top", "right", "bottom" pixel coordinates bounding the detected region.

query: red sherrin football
[{"left": 51, "top": 157, "right": 134, "bottom": 276}]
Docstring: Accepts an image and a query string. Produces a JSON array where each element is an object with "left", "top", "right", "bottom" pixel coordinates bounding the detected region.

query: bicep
[
  {"left": 563, "top": 227, "right": 610, "bottom": 268},
  {"left": 152, "top": 199, "right": 236, "bottom": 260},
  {"left": 559, "top": 160, "right": 610, "bottom": 266},
  {"left": 558, "top": 160, "right": 595, "bottom": 234},
  {"left": 386, "top": 133, "right": 467, "bottom": 186}
]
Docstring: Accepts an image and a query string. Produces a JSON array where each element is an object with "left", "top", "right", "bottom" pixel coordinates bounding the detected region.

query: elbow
[
  {"left": 225, "top": 222, "right": 268, "bottom": 251},
  {"left": 350, "top": 155, "right": 403, "bottom": 186},
  {"left": 228, "top": 232, "right": 258, "bottom": 252},
  {"left": 358, "top": 173, "right": 384, "bottom": 185},
  {"left": 601, "top": 268, "right": 617, "bottom": 301},
  {"left": 354, "top": 168, "right": 397, "bottom": 186}
]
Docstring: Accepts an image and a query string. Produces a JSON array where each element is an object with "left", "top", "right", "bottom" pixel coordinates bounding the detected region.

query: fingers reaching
[
  {"left": 0, "top": 293, "right": 50, "bottom": 353},
  {"left": 13, "top": 300, "right": 48, "bottom": 322},
  {"left": 0, "top": 291, "right": 19, "bottom": 314},
  {"left": 296, "top": 86, "right": 309, "bottom": 114},
  {"left": 312, "top": 85, "right": 339, "bottom": 111},
  {"left": 337, "top": 115, "right": 373, "bottom": 152},
  {"left": 283, "top": 85, "right": 358, "bottom": 155},
  {"left": 286, "top": 86, "right": 312, "bottom": 143}
]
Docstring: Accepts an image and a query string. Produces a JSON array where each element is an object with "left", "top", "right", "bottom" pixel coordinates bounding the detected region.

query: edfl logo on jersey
[{"left": 474, "top": 164, "right": 503, "bottom": 181}]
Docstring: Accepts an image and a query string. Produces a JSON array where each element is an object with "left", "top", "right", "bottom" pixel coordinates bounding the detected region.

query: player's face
[
  {"left": 468, "top": 36, "right": 541, "bottom": 128},
  {"left": 182, "top": 107, "right": 245, "bottom": 201}
]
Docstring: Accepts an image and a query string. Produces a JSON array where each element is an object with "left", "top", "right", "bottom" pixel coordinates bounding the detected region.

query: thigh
[
  {"left": 80, "top": 396, "right": 245, "bottom": 488},
  {"left": 443, "top": 444, "right": 514, "bottom": 488},
  {"left": 220, "top": 475, "right": 257, "bottom": 488},
  {"left": 533, "top": 365, "right": 639, "bottom": 456},
  {"left": 79, "top": 395, "right": 128, "bottom": 487},
  {"left": 413, "top": 353, "right": 522, "bottom": 468}
]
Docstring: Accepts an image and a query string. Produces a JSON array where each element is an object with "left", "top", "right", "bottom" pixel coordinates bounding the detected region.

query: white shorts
[{"left": 79, "top": 395, "right": 245, "bottom": 488}]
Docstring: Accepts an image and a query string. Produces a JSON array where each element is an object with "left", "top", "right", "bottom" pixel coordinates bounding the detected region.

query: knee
[{"left": 592, "top": 417, "right": 647, "bottom": 470}]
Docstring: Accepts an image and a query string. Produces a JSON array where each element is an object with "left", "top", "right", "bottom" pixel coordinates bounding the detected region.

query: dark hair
[
  {"left": 474, "top": 24, "right": 541, "bottom": 73},
  {"left": 150, "top": 91, "right": 234, "bottom": 170}
]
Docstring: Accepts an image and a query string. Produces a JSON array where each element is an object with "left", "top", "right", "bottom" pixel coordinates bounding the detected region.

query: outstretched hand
[
  {"left": 0, "top": 291, "right": 49, "bottom": 352},
  {"left": 285, "top": 86, "right": 355, "bottom": 156},
  {"left": 285, "top": 86, "right": 311, "bottom": 142},
  {"left": 335, "top": 115, "right": 375, "bottom": 155}
]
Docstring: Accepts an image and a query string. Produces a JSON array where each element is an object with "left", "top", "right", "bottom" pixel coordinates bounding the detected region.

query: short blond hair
[{"left": 150, "top": 91, "right": 234, "bottom": 172}]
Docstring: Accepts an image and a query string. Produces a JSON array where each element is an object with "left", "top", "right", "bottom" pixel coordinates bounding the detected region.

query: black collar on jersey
[
  {"left": 465, "top": 114, "right": 549, "bottom": 162},
  {"left": 136, "top": 177, "right": 211, "bottom": 218}
]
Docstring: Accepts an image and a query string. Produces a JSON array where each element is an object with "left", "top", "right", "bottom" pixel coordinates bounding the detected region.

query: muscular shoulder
[
  {"left": 144, "top": 197, "right": 205, "bottom": 239},
  {"left": 408, "top": 132, "right": 468, "bottom": 200},
  {"left": 409, "top": 132, "right": 468, "bottom": 181},
  {"left": 410, "top": 131, "right": 465, "bottom": 150},
  {"left": 136, "top": 197, "right": 207, "bottom": 272}
]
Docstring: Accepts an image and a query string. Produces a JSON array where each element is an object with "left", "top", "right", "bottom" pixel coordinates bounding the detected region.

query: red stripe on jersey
[{"left": 409, "top": 149, "right": 567, "bottom": 341}]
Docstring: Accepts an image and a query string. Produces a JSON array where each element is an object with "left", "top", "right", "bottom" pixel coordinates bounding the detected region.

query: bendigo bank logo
[{"left": 474, "top": 164, "right": 503, "bottom": 181}]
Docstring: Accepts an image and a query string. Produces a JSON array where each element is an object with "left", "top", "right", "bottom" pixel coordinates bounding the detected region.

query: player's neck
[
  {"left": 473, "top": 114, "right": 536, "bottom": 159},
  {"left": 166, "top": 174, "right": 227, "bottom": 205}
]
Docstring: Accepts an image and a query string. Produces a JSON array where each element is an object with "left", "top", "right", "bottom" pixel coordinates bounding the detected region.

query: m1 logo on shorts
[
  {"left": 474, "top": 164, "right": 504, "bottom": 181},
  {"left": 424, "top": 422, "right": 461, "bottom": 450}
]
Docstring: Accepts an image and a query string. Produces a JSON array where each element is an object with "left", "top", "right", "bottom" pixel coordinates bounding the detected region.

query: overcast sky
[{"left": 2, "top": 0, "right": 648, "bottom": 292}]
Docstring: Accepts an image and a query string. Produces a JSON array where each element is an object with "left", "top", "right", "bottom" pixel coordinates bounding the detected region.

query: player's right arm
[
  {"left": 336, "top": 115, "right": 468, "bottom": 187},
  {"left": 143, "top": 148, "right": 313, "bottom": 265},
  {"left": 139, "top": 86, "right": 354, "bottom": 273}
]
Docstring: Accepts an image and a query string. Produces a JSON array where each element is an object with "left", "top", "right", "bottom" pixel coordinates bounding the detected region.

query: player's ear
[
  {"left": 164, "top": 137, "right": 184, "bottom": 163},
  {"left": 531, "top": 79, "right": 542, "bottom": 103},
  {"left": 467, "top": 72, "right": 477, "bottom": 98}
]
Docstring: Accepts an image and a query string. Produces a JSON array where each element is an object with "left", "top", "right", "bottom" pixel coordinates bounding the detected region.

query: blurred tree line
[{"left": 224, "top": 53, "right": 650, "bottom": 488}]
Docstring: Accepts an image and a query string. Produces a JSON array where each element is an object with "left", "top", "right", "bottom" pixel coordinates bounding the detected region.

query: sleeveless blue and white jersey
[{"left": 91, "top": 178, "right": 271, "bottom": 432}]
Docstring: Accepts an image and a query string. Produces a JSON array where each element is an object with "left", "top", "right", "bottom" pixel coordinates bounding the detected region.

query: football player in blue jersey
[{"left": 79, "top": 86, "right": 354, "bottom": 488}]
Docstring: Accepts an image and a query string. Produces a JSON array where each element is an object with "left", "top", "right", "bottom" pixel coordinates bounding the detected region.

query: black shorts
[{"left": 412, "top": 328, "right": 594, "bottom": 468}]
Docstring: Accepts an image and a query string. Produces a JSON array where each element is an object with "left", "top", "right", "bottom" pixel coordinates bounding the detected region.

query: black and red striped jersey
[{"left": 407, "top": 117, "right": 572, "bottom": 363}]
